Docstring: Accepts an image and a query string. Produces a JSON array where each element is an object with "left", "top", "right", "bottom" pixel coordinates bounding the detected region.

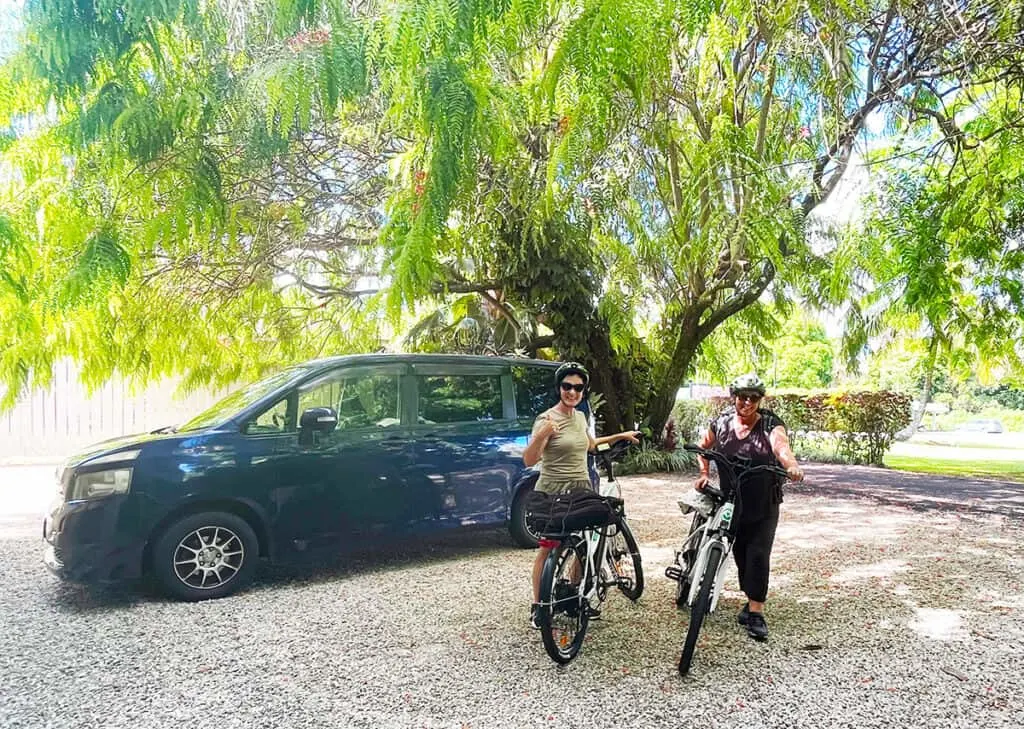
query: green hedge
[{"left": 671, "top": 390, "right": 912, "bottom": 466}]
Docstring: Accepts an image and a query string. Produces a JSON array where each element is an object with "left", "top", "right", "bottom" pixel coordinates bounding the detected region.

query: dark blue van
[{"left": 42, "top": 354, "right": 566, "bottom": 600}]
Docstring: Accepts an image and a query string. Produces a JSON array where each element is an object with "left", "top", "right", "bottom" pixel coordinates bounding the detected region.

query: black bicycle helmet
[
  {"left": 554, "top": 361, "right": 590, "bottom": 390},
  {"left": 729, "top": 372, "right": 766, "bottom": 397}
]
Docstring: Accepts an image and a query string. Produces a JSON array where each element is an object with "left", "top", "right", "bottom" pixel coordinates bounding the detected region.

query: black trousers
[{"left": 732, "top": 505, "right": 780, "bottom": 604}]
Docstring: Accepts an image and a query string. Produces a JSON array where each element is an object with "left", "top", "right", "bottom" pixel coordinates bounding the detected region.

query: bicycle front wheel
[
  {"left": 678, "top": 543, "right": 723, "bottom": 676},
  {"left": 538, "top": 534, "right": 591, "bottom": 664},
  {"left": 607, "top": 520, "right": 644, "bottom": 601},
  {"left": 675, "top": 513, "right": 706, "bottom": 607}
]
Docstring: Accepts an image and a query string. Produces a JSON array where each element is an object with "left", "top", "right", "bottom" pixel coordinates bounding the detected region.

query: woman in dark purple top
[{"left": 693, "top": 373, "right": 804, "bottom": 641}]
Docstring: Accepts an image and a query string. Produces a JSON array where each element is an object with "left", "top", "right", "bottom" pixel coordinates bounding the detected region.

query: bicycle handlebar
[{"left": 684, "top": 444, "right": 791, "bottom": 480}]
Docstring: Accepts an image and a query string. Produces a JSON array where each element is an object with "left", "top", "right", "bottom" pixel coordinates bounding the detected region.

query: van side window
[
  {"left": 512, "top": 366, "right": 552, "bottom": 419},
  {"left": 299, "top": 373, "right": 401, "bottom": 430},
  {"left": 245, "top": 397, "right": 291, "bottom": 434},
  {"left": 417, "top": 375, "right": 503, "bottom": 424}
]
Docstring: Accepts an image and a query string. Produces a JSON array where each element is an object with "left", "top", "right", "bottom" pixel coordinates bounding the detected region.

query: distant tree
[{"left": 837, "top": 93, "right": 1024, "bottom": 436}]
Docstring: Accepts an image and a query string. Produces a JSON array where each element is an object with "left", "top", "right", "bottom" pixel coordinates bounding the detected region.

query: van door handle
[{"left": 380, "top": 439, "right": 408, "bottom": 451}]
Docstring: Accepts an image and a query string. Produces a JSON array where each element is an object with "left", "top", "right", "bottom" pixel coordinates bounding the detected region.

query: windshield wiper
[{"left": 150, "top": 425, "right": 177, "bottom": 434}]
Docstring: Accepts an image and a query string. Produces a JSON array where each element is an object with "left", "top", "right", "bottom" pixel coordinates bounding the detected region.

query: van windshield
[{"left": 178, "top": 366, "right": 312, "bottom": 432}]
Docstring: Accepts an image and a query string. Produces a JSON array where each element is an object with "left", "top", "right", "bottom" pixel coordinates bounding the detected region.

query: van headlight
[
  {"left": 69, "top": 468, "right": 134, "bottom": 500},
  {"left": 68, "top": 450, "right": 140, "bottom": 501}
]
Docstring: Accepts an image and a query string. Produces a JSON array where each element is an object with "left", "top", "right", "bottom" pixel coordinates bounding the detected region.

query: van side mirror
[{"left": 299, "top": 407, "right": 338, "bottom": 432}]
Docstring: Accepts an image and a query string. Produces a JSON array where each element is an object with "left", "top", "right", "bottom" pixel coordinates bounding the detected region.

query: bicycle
[
  {"left": 664, "top": 444, "right": 790, "bottom": 676},
  {"left": 530, "top": 440, "right": 644, "bottom": 664}
]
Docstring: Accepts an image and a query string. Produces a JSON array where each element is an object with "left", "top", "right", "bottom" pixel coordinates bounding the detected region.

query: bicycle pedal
[{"left": 664, "top": 565, "right": 683, "bottom": 581}]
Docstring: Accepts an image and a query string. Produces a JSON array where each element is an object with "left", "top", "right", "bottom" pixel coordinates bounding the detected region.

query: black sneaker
[
  {"left": 737, "top": 602, "right": 750, "bottom": 626},
  {"left": 530, "top": 603, "right": 542, "bottom": 630},
  {"left": 745, "top": 611, "right": 768, "bottom": 641}
]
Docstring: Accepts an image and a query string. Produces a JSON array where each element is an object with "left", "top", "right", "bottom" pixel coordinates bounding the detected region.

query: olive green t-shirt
[{"left": 532, "top": 408, "right": 590, "bottom": 484}]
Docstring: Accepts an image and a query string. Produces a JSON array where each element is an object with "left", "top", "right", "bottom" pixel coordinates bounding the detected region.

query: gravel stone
[{"left": 1, "top": 466, "right": 1021, "bottom": 728}]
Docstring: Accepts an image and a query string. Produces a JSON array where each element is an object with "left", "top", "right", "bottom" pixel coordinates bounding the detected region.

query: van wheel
[
  {"left": 152, "top": 512, "right": 259, "bottom": 601},
  {"left": 509, "top": 488, "right": 540, "bottom": 548}
]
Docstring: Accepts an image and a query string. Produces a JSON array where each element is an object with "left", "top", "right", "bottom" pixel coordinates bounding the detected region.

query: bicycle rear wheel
[
  {"left": 539, "top": 535, "right": 591, "bottom": 664},
  {"left": 678, "top": 543, "right": 722, "bottom": 676},
  {"left": 606, "top": 521, "right": 644, "bottom": 601}
]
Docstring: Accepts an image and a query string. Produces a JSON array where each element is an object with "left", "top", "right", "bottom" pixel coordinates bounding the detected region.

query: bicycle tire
[
  {"left": 675, "top": 513, "right": 705, "bottom": 608},
  {"left": 678, "top": 542, "right": 723, "bottom": 676},
  {"left": 607, "top": 520, "right": 644, "bottom": 601},
  {"left": 538, "top": 534, "right": 591, "bottom": 664}
]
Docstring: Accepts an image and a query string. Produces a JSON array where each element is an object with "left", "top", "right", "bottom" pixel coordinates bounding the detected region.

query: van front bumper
[{"left": 42, "top": 497, "right": 146, "bottom": 583}]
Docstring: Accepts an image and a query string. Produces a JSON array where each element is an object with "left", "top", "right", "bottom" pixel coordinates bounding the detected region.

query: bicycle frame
[{"left": 681, "top": 502, "right": 735, "bottom": 611}]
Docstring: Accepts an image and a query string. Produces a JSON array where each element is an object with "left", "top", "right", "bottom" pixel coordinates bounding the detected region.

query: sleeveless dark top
[{"left": 710, "top": 408, "right": 785, "bottom": 522}]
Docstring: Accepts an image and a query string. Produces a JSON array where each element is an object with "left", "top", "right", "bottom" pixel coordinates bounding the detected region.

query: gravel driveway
[{"left": 1, "top": 466, "right": 1022, "bottom": 728}]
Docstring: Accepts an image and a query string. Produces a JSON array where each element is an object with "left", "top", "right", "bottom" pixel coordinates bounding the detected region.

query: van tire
[
  {"left": 509, "top": 488, "right": 540, "bottom": 548},
  {"left": 152, "top": 511, "right": 259, "bottom": 601}
]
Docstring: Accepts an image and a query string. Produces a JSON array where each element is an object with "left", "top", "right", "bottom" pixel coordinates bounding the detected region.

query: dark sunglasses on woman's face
[
  {"left": 559, "top": 382, "right": 586, "bottom": 393},
  {"left": 735, "top": 392, "right": 761, "bottom": 402}
]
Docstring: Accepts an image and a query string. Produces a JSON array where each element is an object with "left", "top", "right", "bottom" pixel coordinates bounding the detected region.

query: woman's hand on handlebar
[
  {"left": 621, "top": 430, "right": 642, "bottom": 444},
  {"left": 693, "top": 474, "right": 709, "bottom": 492}
]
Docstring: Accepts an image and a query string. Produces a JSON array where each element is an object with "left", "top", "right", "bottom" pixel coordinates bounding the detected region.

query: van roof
[{"left": 302, "top": 352, "right": 560, "bottom": 369}]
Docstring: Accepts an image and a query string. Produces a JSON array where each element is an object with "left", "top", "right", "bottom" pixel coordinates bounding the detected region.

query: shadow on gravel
[
  {"left": 45, "top": 526, "right": 520, "bottom": 610},
  {"left": 793, "top": 463, "right": 1024, "bottom": 519},
  {"left": 255, "top": 526, "right": 517, "bottom": 591},
  {"left": 46, "top": 579, "right": 163, "bottom": 613}
]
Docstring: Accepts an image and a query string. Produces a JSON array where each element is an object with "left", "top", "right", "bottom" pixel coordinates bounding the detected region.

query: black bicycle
[{"left": 531, "top": 440, "right": 644, "bottom": 664}]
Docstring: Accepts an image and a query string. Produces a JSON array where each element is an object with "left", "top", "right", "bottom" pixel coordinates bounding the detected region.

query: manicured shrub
[{"left": 673, "top": 390, "right": 912, "bottom": 466}]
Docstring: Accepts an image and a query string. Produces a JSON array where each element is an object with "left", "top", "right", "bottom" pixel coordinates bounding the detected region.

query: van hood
[{"left": 64, "top": 431, "right": 184, "bottom": 468}]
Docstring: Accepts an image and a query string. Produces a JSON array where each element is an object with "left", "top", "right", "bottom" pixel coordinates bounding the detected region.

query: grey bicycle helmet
[
  {"left": 554, "top": 361, "right": 590, "bottom": 390},
  {"left": 729, "top": 372, "right": 766, "bottom": 397}
]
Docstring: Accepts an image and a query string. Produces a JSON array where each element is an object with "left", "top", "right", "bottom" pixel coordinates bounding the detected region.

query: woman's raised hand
[{"left": 535, "top": 413, "right": 561, "bottom": 439}]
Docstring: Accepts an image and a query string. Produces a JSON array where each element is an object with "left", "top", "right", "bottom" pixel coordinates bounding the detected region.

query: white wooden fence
[{"left": 0, "top": 360, "right": 227, "bottom": 462}]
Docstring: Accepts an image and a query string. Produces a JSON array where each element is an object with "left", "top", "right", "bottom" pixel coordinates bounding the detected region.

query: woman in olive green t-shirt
[{"left": 522, "top": 362, "right": 640, "bottom": 629}]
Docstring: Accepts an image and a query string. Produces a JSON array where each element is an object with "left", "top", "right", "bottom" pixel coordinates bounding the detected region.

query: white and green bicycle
[{"left": 665, "top": 444, "right": 790, "bottom": 675}]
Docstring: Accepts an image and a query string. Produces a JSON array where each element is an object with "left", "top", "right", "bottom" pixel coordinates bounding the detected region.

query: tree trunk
[
  {"left": 896, "top": 335, "right": 938, "bottom": 441},
  {"left": 577, "top": 321, "right": 630, "bottom": 434},
  {"left": 647, "top": 319, "right": 702, "bottom": 442}
]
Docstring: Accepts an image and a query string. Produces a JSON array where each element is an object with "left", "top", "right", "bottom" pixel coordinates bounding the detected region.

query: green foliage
[
  {"left": 680, "top": 390, "right": 912, "bottom": 466},
  {"left": 822, "top": 391, "right": 913, "bottom": 466},
  {"left": 671, "top": 398, "right": 718, "bottom": 442},
  {"left": 766, "top": 391, "right": 912, "bottom": 466},
  {"left": 839, "top": 88, "right": 1024, "bottom": 407},
  {"left": 2, "top": 0, "right": 1024, "bottom": 440},
  {"left": 973, "top": 385, "right": 1024, "bottom": 411},
  {"left": 617, "top": 440, "right": 695, "bottom": 476},
  {"left": 694, "top": 308, "right": 835, "bottom": 389},
  {"left": 59, "top": 228, "right": 132, "bottom": 306}
]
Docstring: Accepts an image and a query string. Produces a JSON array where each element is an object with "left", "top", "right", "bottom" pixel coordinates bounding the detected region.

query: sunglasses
[
  {"left": 735, "top": 393, "right": 762, "bottom": 402},
  {"left": 559, "top": 382, "right": 586, "bottom": 393}
]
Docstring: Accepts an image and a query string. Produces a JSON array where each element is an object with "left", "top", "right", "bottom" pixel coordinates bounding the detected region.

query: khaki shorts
[{"left": 535, "top": 477, "right": 593, "bottom": 495}]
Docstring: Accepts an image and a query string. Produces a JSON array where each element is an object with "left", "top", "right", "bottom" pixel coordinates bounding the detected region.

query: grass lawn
[{"left": 884, "top": 441, "right": 1024, "bottom": 482}]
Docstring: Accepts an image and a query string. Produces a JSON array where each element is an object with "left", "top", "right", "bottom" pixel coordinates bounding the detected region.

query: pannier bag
[{"left": 525, "top": 488, "right": 623, "bottom": 536}]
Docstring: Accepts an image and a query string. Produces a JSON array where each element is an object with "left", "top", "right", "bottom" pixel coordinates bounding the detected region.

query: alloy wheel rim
[{"left": 172, "top": 526, "right": 244, "bottom": 589}]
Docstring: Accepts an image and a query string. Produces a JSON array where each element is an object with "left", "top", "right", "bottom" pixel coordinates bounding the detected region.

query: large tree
[
  {"left": 376, "top": 0, "right": 1024, "bottom": 434},
  {"left": 2, "top": 0, "right": 1024, "bottom": 437}
]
